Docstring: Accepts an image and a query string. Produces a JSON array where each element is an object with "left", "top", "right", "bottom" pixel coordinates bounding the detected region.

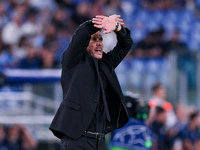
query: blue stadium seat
[
  {"left": 115, "top": 60, "right": 131, "bottom": 91},
  {"left": 131, "top": 28, "right": 147, "bottom": 43}
]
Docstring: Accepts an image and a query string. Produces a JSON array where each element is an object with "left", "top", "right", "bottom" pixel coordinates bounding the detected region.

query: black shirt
[{"left": 86, "top": 61, "right": 108, "bottom": 133}]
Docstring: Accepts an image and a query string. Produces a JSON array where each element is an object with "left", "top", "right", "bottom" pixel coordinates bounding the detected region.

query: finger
[
  {"left": 117, "top": 19, "right": 124, "bottom": 25},
  {"left": 95, "top": 15, "right": 107, "bottom": 19},
  {"left": 118, "top": 21, "right": 124, "bottom": 23},
  {"left": 117, "top": 18, "right": 123, "bottom": 22},
  {"left": 92, "top": 20, "right": 102, "bottom": 25},
  {"left": 92, "top": 18, "right": 103, "bottom": 22},
  {"left": 94, "top": 24, "right": 102, "bottom": 28},
  {"left": 115, "top": 15, "right": 121, "bottom": 18},
  {"left": 110, "top": 14, "right": 121, "bottom": 18},
  {"left": 111, "top": 15, "right": 121, "bottom": 20}
]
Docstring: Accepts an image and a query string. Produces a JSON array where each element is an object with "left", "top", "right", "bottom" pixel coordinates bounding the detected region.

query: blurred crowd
[
  {"left": 0, "top": 124, "right": 37, "bottom": 150},
  {"left": 148, "top": 83, "right": 200, "bottom": 150},
  {"left": 0, "top": 0, "right": 198, "bottom": 91},
  {"left": 140, "top": 0, "right": 197, "bottom": 10},
  {"left": 0, "top": 0, "right": 199, "bottom": 71},
  {"left": 109, "top": 83, "right": 200, "bottom": 150},
  {"left": 0, "top": 0, "right": 123, "bottom": 71}
]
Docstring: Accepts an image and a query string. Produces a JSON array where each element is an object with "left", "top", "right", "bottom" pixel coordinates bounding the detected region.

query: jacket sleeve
[
  {"left": 104, "top": 26, "right": 133, "bottom": 69},
  {"left": 61, "top": 20, "right": 99, "bottom": 69}
]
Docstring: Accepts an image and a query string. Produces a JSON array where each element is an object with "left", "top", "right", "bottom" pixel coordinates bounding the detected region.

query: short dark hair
[
  {"left": 155, "top": 106, "right": 166, "bottom": 115},
  {"left": 189, "top": 111, "right": 199, "bottom": 121},
  {"left": 152, "top": 82, "right": 163, "bottom": 92}
]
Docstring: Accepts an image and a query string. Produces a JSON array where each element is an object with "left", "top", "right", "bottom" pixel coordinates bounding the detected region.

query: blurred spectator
[
  {"left": 140, "top": 0, "right": 191, "bottom": 10},
  {"left": 5, "top": 124, "right": 37, "bottom": 150},
  {"left": 132, "top": 29, "right": 167, "bottom": 58},
  {"left": 71, "top": 1, "right": 92, "bottom": 25},
  {"left": 17, "top": 45, "right": 42, "bottom": 69},
  {"left": 51, "top": 8, "right": 69, "bottom": 30},
  {"left": 0, "top": 43, "right": 15, "bottom": 70},
  {"left": 39, "top": 47, "right": 58, "bottom": 68},
  {"left": 14, "top": 1, "right": 29, "bottom": 18},
  {"left": 51, "top": 8, "right": 72, "bottom": 58},
  {"left": 185, "top": 0, "right": 195, "bottom": 10},
  {"left": 167, "top": 104, "right": 189, "bottom": 150},
  {"left": 149, "top": 83, "right": 172, "bottom": 111},
  {"left": 35, "top": 7, "right": 53, "bottom": 27},
  {"left": 165, "top": 104, "right": 189, "bottom": 150},
  {"left": 0, "top": 125, "right": 7, "bottom": 149},
  {"left": 1, "top": 11, "right": 24, "bottom": 46},
  {"left": 175, "top": 104, "right": 188, "bottom": 127},
  {"left": 194, "top": 138, "right": 200, "bottom": 150},
  {"left": 166, "top": 29, "right": 187, "bottom": 53},
  {"left": 140, "top": 0, "right": 172, "bottom": 10},
  {"left": 21, "top": 8, "right": 42, "bottom": 39},
  {"left": 172, "top": 0, "right": 187, "bottom": 9},
  {"left": 12, "top": 36, "right": 29, "bottom": 61},
  {"left": 6, "top": 125, "right": 22, "bottom": 150},
  {"left": 175, "top": 104, "right": 188, "bottom": 125},
  {"left": 148, "top": 83, "right": 177, "bottom": 128},
  {"left": 151, "top": 106, "right": 168, "bottom": 150},
  {"left": 29, "top": 0, "right": 56, "bottom": 10},
  {"left": 54, "top": 0, "right": 76, "bottom": 14},
  {"left": 55, "top": 28, "right": 71, "bottom": 63},
  {"left": 91, "top": 0, "right": 106, "bottom": 16},
  {"left": 179, "top": 111, "right": 200, "bottom": 150},
  {"left": 0, "top": 2, "right": 9, "bottom": 29},
  {"left": 6, "top": 0, "right": 20, "bottom": 15},
  {"left": 103, "top": 0, "right": 122, "bottom": 16},
  {"left": 42, "top": 24, "right": 59, "bottom": 51}
]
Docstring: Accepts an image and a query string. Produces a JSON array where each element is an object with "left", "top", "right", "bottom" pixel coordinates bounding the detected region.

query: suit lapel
[
  {"left": 93, "top": 58, "right": 100, "bottom": 79},
  {"left": 93, "top": 58, "right": 121, "bottom": 97},
  {"left": 99, "top": 61, "right": 120, "bottom": 93}
]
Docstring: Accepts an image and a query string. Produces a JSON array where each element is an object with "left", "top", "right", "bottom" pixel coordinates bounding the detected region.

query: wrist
[{"left": 114, "top": 20, "right": 121, "bottom": 32}]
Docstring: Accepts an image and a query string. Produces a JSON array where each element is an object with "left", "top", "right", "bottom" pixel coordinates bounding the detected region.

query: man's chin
[{"left": 94, "top": 54, "right": 103, "bottom": 59}]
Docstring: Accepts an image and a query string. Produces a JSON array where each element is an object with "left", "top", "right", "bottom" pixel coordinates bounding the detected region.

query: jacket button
[{"left": 94, "top": 99, "right": 99, "bottom": 102}]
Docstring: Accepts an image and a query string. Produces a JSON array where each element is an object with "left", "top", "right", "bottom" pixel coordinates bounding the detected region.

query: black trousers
[{"left": 60, "top": 135, "right": 106, "bottom": 150}]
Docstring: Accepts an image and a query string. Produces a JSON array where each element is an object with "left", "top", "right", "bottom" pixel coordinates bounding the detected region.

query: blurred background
[{"left": 0, "top": 0, "right": 200, "bottom": 149}]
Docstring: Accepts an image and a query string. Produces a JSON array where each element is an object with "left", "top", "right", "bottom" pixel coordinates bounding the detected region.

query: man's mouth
[
  {"left": 95, "top": 47, "right": 102, "bottom": 54},
  {"left": 95, "top": 50, "right": 102, "bottom": 52}
]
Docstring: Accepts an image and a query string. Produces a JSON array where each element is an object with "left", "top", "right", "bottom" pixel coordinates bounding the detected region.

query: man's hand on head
[{"left": 92, "top": 15, "right": 123, "bottom": 34}]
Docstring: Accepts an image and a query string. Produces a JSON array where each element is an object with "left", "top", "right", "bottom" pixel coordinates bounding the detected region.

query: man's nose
[{"left": 96, "top": 40, "right": 102, "bottom": 46}]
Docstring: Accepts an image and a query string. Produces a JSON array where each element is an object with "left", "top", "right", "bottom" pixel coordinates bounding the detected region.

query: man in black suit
[{"left": 49, "top": 14, "right": 133, "bottom": 150}]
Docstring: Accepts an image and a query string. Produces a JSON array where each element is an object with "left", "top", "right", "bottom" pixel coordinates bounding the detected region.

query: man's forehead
[{"left": 92, "top": 31, "right": 102, "bottom": 38}]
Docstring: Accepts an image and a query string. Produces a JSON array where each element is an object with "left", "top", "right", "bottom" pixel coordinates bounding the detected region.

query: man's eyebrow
[
  {"left": 92, "top": 34, "right": 103, "bottom": 40},
  {"left": 94, "top": 34, "right": 101, "bottom": 37}
]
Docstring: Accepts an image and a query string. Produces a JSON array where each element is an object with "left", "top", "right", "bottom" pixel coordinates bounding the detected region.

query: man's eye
[
  {"left": 100, "top": 37, "right": 103, "bottom": 41},
  {"left": 92, "top": 37, "right": 97, "bottom": 41}
]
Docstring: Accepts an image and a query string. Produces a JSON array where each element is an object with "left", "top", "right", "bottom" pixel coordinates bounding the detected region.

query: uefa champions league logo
[{"left": 112, "top": 125, "right": 152, "bottom": 150}]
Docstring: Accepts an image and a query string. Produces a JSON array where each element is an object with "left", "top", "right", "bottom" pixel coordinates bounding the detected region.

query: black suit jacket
[{"left": 49, "top": 20, "right": 133, "bottom": 140}]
